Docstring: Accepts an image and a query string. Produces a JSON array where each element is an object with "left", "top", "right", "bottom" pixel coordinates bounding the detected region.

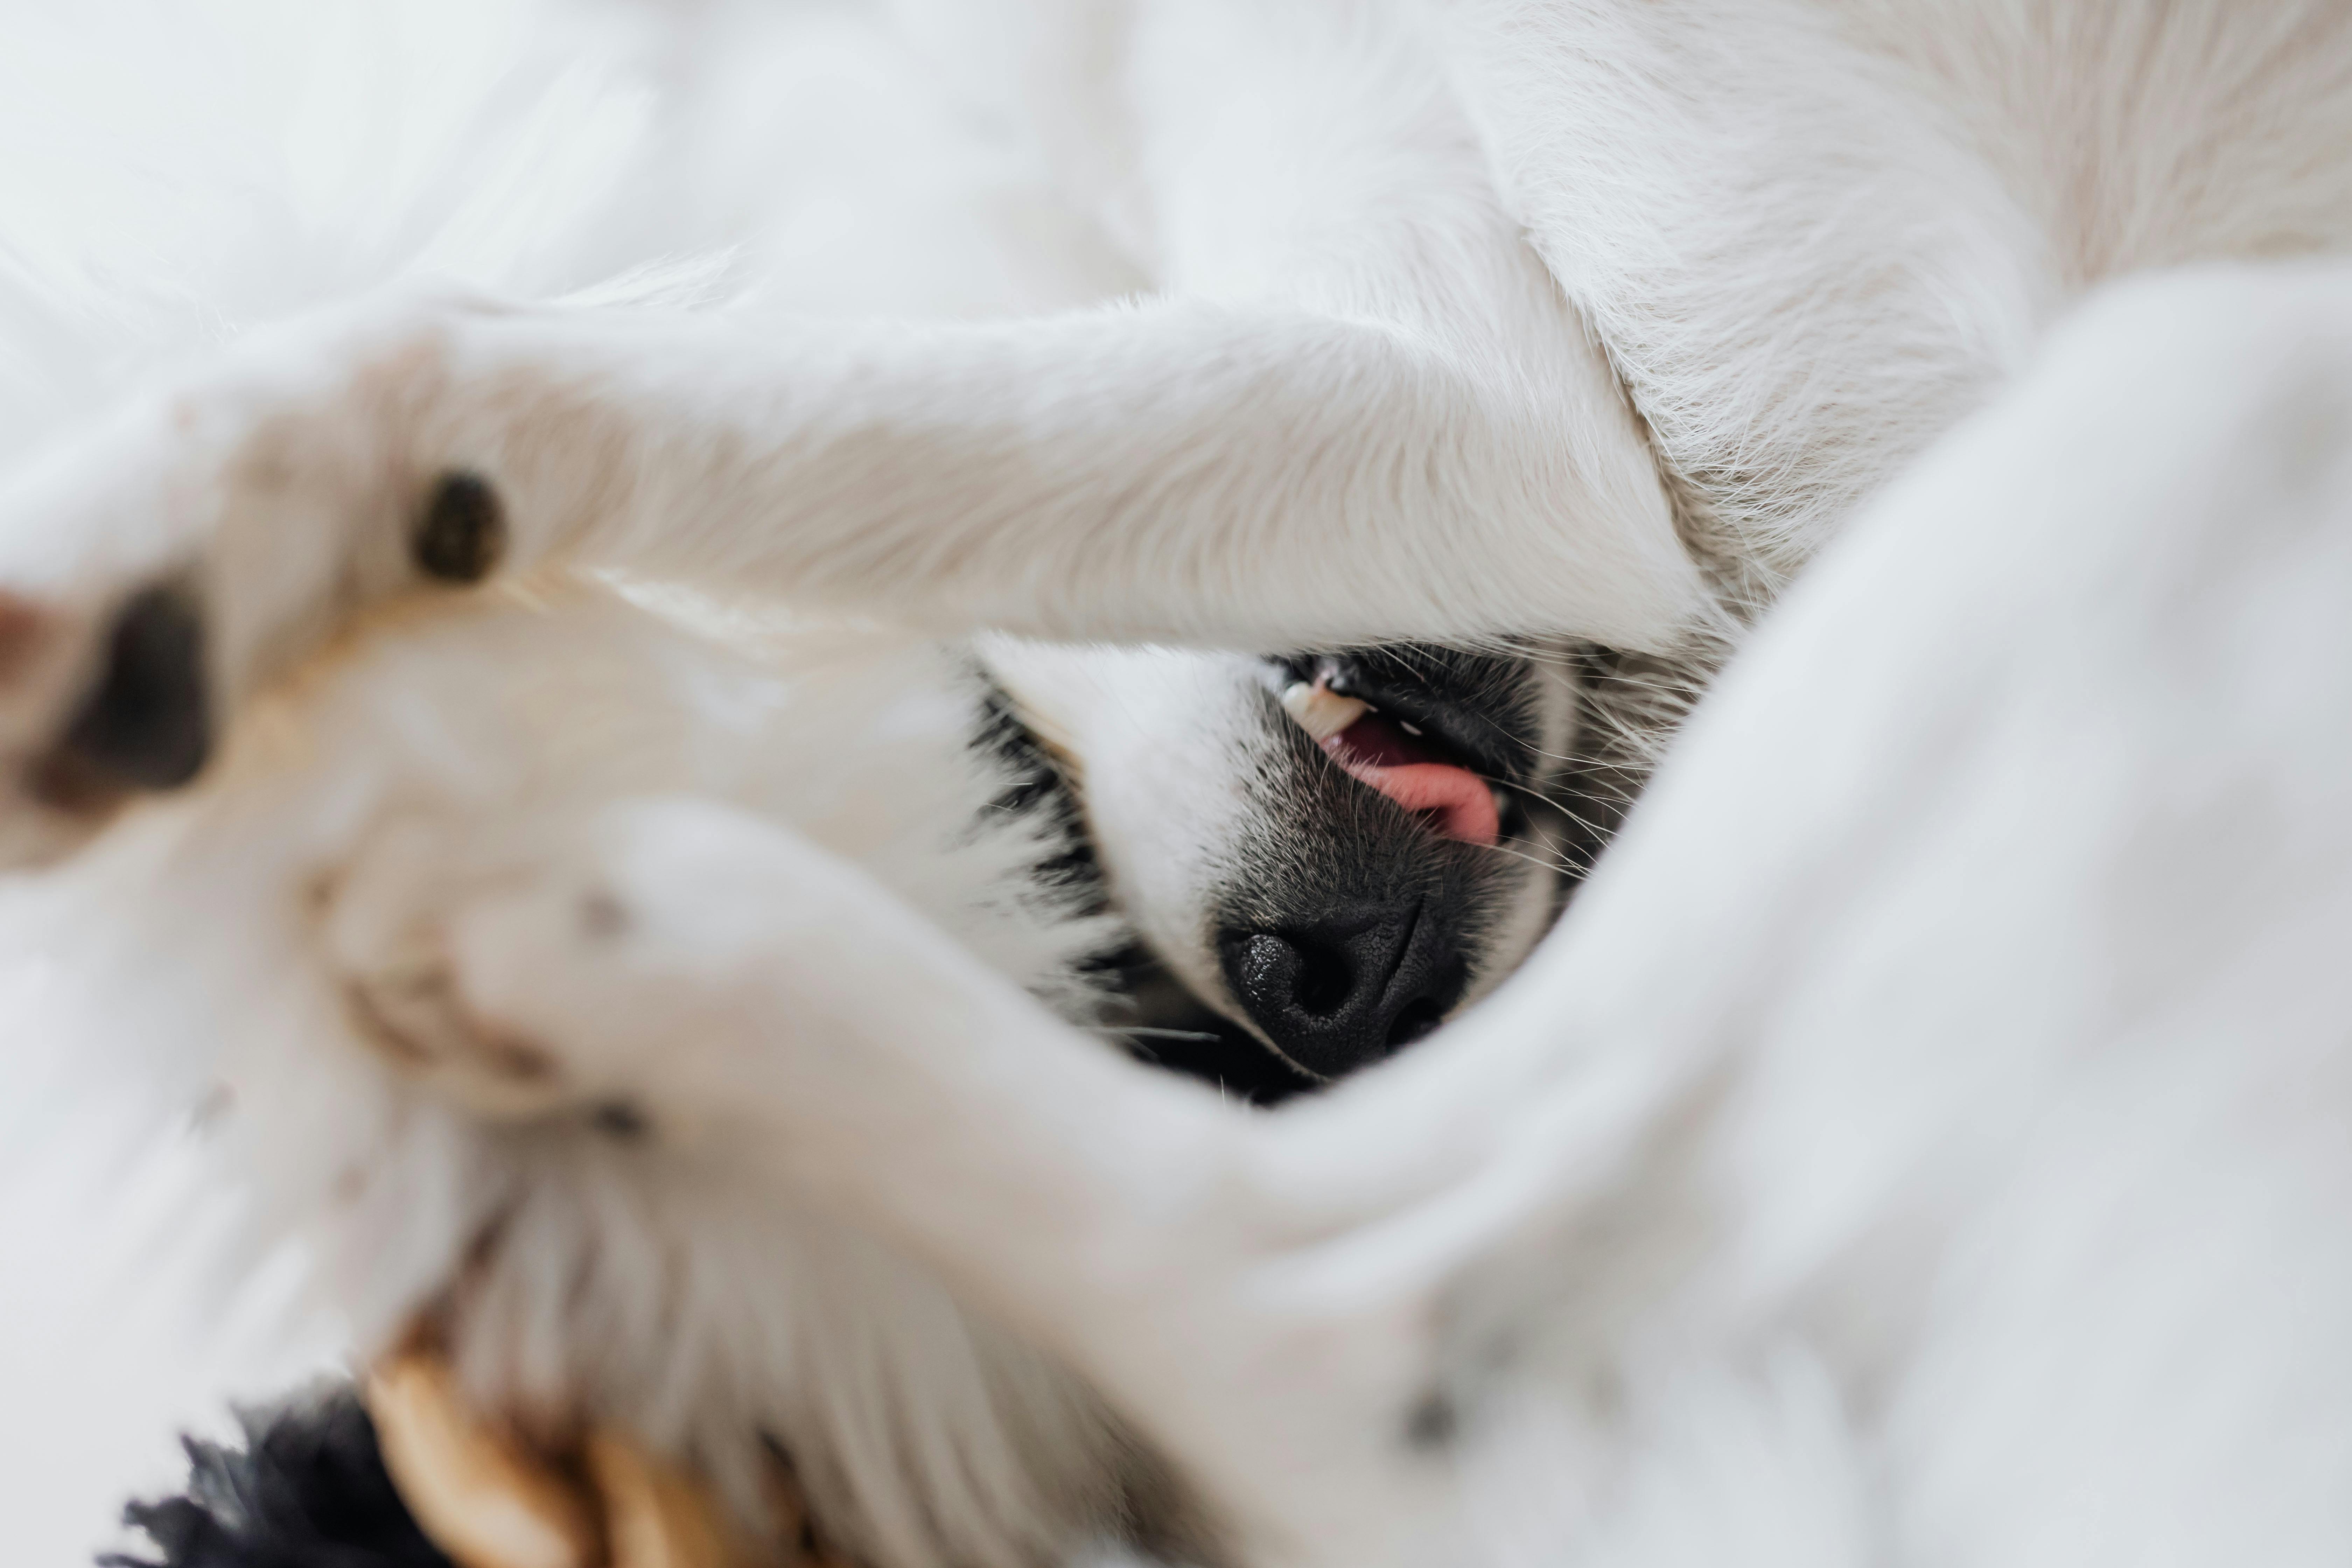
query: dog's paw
[
  {"left": 319, "top": 815, "right": 604, "bottom": 1125},
  {"left": 0, "top": 289, "right": 516, "bottom": 868},
  {"left": 318, "top": 798, "right": 910, "bottom": 1139}
]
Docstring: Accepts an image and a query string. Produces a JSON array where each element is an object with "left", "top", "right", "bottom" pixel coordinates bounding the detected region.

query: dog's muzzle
[{"left": 1213, "top": 648, "right": 1558, "bottom": 1081}]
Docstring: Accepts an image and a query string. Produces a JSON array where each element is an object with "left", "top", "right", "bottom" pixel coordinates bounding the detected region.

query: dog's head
[{"left": 980, "top": 639, "right": 1606, "bottom": 1098}]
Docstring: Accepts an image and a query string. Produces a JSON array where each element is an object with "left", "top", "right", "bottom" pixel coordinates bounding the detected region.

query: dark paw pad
[
  {"left": 31, "top": 578, "right": 210, "bottom": 807},
  {"left": 412, "top": 471, "right": 505, "bottom": 584}
]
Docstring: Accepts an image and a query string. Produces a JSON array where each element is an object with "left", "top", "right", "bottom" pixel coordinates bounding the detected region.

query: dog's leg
[
  {"left": 322, "top": 787, "right": 1527, "bottom": 1567},
  {"left": 0, "top": 2, "right": 1711, "bottom": 862},
  {"left": 343, "top": 262, "right": 2352, "bottom": 1568}
]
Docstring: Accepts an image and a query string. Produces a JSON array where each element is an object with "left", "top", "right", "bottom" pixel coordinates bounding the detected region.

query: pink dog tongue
[{"left": 1321, "top": 714, "right": 1500, "bottom": 847}]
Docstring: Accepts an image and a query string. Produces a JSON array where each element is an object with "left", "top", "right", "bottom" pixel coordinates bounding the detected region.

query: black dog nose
[
  {"left": 1218, "top": 898, "right": 1467, "bottom": 1079},
  {"left": 33, "top": 580, "right": 211, "bottom": 808}
]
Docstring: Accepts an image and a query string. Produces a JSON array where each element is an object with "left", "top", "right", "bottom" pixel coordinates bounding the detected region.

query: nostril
[
  {"left": 41, "top": 579, "right": 211, "bottom": 800},
  {"left": 1233, "top": 930, "right": 1356, "bottom": 1021},
  {"left": 1219, "top": 899, "right": 1467, "bottom": 1080},
  {"left": 1290, "top": 941, "right": 1353, "bottom": 1016}
]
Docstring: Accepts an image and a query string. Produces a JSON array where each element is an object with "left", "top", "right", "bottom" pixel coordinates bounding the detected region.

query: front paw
[
  {"left": 0, "top": 292, "right": 513, "bottom": 867},
  {"left": 319, "top": 798, "right": 939, "bottom": 1144},
  {"left": 319, "top": 814, "right": 610, "bottom": 1126},
  {"left": 318, "top": 802, "right": 785, "bottom": 1135}
]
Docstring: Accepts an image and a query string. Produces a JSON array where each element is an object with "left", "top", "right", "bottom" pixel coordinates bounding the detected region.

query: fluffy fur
[
  {"left": 0, "top": 8, "right": 1558, "bottom": 1561},
  {"left": 5, "top": 1, "right": 2345, "bottom": 827},
  {"left": 4, "top": 2, "right": 2350, "bottom": 1566},
  {"left": 20, "top": 580, "right": 1180, "bottom": 1564},
  {"left": 289, "top": 261, "right": 2352, "bottom": 1568},
  {"left": 103, "top": 1386, "right": 452, "bottom": 1568},
  {"left": 0, "top": 7, "right": 1160, "bottom": 1563},
  {"left": 0, "top": 0, "right": 1593, "bottom": 1066}
]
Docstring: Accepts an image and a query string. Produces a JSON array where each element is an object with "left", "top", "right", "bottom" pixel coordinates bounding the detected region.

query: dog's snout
[
  {"left": 1218, "top": 897, "right": 1466, "bottom": 1079},
  {"left": 31, "top": 580, "right": 211, "bottom": 808}
]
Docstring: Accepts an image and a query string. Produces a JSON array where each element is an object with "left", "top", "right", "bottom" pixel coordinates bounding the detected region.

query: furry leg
[
  {"left": 337, "top": 262, "right": 2352, "bottom": 1568},
  {"left": 326, "top": 791, "right": 1482, "bottom": 1567},
  {"left": 0, "top": 0, "right": 1708, "bottom": 864}
]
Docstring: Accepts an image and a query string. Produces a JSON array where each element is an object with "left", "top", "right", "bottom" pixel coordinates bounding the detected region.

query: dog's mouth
[{"left": 1274, "top": 653, "right": 1528, "bottom": 846}]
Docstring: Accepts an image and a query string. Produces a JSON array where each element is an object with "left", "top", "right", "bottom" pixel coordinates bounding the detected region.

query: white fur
[
  {"left": 3, "top": 0, "right": 2345, "bottom": 837},
  {"left": 385, "top": 262, "right": 2352, "bottom": 1568},
  {"left": 12, "top": 582, "right": 1159, "bottom": 1566},
  {"left": 5, "top": 2, "right": 2352, "bottom": 1566},
  {"left": 0, "top": 5, "right": 1162, "bottom": 1562}
]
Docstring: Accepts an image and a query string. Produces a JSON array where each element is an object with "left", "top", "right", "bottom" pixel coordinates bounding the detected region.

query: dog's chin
[{"left": 980, "top": 639, "right": 1586, "bottom": 1100}]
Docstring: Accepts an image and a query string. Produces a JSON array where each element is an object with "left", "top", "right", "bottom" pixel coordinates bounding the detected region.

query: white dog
[
  {"left": 5, "top": 1, "right": 2351, "bottom": 1566},
  {"left": 0, "top": 7, "right": 1294, "bottom": 1563},
  {"left": 19, "top": 577, "right": 1207, "bottom": 1566},
  {"left": 8, "top": 0, "right": 2348, "bottom": 769},
  {"left": 0, "top": 0, "right": 2343, "bottom": 1021},
  {"left": 351, "top": 261, "right": 2352, "bottom": 1568},
  {"left": 0, "top": 6, "right": 1588, "bottom": 1562},
  {"left": 0, "top": 0, "right": 1610, "bottom": 1100}
]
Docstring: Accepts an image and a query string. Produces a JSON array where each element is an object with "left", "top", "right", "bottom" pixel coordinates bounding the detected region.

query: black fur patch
[
  {"left": 102, "top": 1384, "right": 450, "bottom": 1568},
  {"left": 967, "top": 673, "right": 1319, "bottom": 1105}
]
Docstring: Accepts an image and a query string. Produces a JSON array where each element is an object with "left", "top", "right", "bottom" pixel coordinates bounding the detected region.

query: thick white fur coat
[
  {"left": 53, "top": 593, "right": 1134, "bottom": 1563},
  {"left": 2, "top": 2, "right": 2351, "bottom": 1567},
  {"left": 0, "top": 6, "right": 1150, "bottom": 1563}
]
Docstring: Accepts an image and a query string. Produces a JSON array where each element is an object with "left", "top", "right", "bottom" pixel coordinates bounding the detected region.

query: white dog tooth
[{"left": 1281, "top": 681, "right": 1369, "bottom": 743}]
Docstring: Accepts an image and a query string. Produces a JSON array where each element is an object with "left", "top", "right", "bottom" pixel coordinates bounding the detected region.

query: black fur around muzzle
[{"left": 1209, "top": 646, "right": 1577, "bottom": 1083}]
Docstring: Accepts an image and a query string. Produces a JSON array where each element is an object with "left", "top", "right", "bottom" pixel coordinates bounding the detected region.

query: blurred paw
[
  {"left": 317, "top": 796, "right": 929, "bottom": 1141},
  {"left": 0, "top": 288, "right": 513, "bottom": 869},
  {"left": 319, "top": 815, "right": 600, "bottom": 1123}
]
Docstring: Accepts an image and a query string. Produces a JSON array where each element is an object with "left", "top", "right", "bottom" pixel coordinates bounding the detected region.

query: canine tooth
[{"left": 1281, "top": 681, "right": 1369, "bottom": 743}]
